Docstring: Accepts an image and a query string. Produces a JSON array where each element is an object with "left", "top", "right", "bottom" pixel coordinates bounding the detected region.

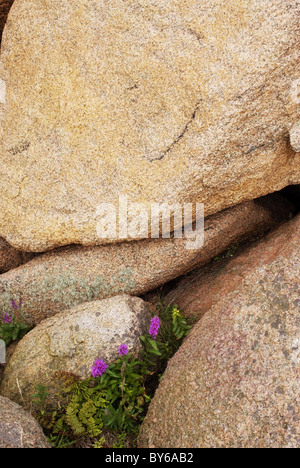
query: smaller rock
[
  {"left": 0, "top": 295, "right": 151, "bottom": 407},
  {"left": 0, "top": 396, "right": 50, "bottom": 448},
  {"left": 0, "top": 237, "right": 34, "bottom": 274},
  {"left": 290, "top": 121, "right": 300, "bottom": 152}
]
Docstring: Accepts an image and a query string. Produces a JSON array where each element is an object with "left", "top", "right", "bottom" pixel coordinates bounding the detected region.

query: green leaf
[
  {"left": 149, "top": 339, "right": 160, "bottom": 351},
  {"left": 107, "top": 370, "right": 120, "bottom": 379},
  {"left": 12, "top": 329, "right": 19, "bottom": 341}
]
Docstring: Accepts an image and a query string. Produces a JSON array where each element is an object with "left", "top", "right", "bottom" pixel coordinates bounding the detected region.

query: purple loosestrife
[
  {"left": 119, "top": 344, "right": 128, "bottom": 356},
  {"left": 91, "top": 359, "right": 108, "bottom": 378},
  {"left": 3, "top": 314, "right": 12, "bottom": 324},
  {"left": 149, "top": 316, "right": 160, "bottom": 340}
]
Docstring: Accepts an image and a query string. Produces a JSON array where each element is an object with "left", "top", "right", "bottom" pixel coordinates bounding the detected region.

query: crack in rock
[
  {"left": 148, "top": 99, "right": 202, "bottom": 162},
  {"left": 185, "top": 28, "right": 204, "bottom": 44}
]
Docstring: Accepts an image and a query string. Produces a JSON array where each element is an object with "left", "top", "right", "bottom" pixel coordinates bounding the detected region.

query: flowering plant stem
[{"left": 0, "top": 299, "right": 30, "bottom": 346}]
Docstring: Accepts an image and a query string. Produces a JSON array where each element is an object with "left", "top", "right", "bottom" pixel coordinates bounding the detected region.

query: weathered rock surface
[
  {"left": 0, "top": 0, "right": 299, "bottom": 251},
  {"left": 165, "top": 254, "right": 246, "bottom": 321},
  {"left": 1, "top": 295, "right": 151, "bottom": 407},
  {"left": 0, "top": 395, "right": 50, "bottom": 448},
  {"left": 0, "top": 0, "right": 14, "bottom": 43},
  {"left": 0, "top": 195, "right": 293, "bottom": 325},
  {"left": 138, "top": 214, "right": 300, "bottom": 448},
  {"left": 0, "top": 237, "right": 34, "bottom": 273}
]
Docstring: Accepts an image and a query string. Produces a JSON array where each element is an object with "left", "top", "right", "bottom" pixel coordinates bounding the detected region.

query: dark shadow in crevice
[
  {"left": 280, "top": 185, "right": 300, "bottom": 212},
  {"left": 0, "top": 0, "right": 14, "bottom": 45}
]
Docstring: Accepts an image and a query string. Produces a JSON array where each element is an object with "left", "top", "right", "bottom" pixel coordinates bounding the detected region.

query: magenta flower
[
  {"left": 3, "top": 313, "right": 12, "bottom": 324},
  {"left": 149, "top": 316, "right": 160, "bottom": 340},
  {"left": 91, "top": 359, "right": 108, "bottom": 378},
  {"left": 119, "top": 344, "right": 128, "bottom": 356}
]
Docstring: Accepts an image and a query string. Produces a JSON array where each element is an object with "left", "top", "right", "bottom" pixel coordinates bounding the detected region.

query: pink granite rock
[
  {"left": 0, "top": 396, "right": 50, "bottom": 448},
  {"left": 138, "top": 214, "right": 300, "bottom": 448}
]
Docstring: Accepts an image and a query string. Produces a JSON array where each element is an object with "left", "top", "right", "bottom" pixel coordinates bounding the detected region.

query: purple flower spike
[
  {"left": 119, "top": 344, "right": 128, "bottom": 356},
  {"left": 149, "top": 316, "right": 160, "bottom": 340},
  {"left": 3, "top": 314, "right": 12, "bottom": 324},
  {"left": 91, "top": 359, "right": 108, "bottom": 378}
]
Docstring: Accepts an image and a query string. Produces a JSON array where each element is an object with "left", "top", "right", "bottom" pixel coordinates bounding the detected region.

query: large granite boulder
[
  {"left": 138, "top": 214, "right": 300, "bottom": 448},
  {"left": 0, "top": 395, "right": 50, "bottom": 448},
  {"left": 0, "top": 0, "right": 299, "bottom": 251},
  {"left": 0, "top": 295, "right": 151, "bottom": 407},
  {"left": 0, "top": 195, "right": 293, "bottom": 325}
]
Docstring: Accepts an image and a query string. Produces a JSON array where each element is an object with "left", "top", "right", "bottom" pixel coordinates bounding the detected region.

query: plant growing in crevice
[
  {"left": 33, "top": 304, "right": 192, "bottom": 448},
  {"left": 0, "top": 299, "right": 30, "bottom": 346},
  {"left": 214, "top": 243, "right": 239, "bottom": 262}
]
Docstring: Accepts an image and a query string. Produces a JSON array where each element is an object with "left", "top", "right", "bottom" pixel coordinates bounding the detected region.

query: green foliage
[
  {"left": 32, "top": 384, "right": 49, "bottom": 412},
  {"left": 171, "top": 306, "right": 192, "bottom": 340},
  {"left": 100, "top": 354, "right": 151, "bottom": 432},
  {"left": 112, "top": 432, "right": 127, "bottom": 449},
  {"left": 0, "top": 299, "right": 31, "bottom": 346},
  {"left": 37, "top": 376, "right": 107, "bottom": 445},
  {"left": 34, "top": 303, "right": 192, "bottom": 448},
  {"left": 214, "top": 243, "right": 239, "bottom": 262},
  {"left": 47, "top": 432, "right": 77, "bottom": 449},
  {"left": 0, "top": 321, "right": 29, "bottom": 346},
  {"left": 151, "top": 302, "right": 192, "bottom": 361},
  {"left": 93, "top": 436, "right": 106, "bottom": 449}
]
